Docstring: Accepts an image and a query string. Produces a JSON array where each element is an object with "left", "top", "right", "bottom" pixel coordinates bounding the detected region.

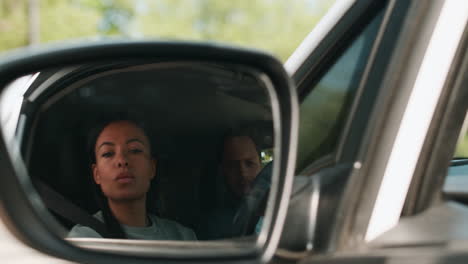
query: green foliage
[
  {"left": 39, "top": 0, "right": 100, "bottom": 42},
  {"left": 0, "top": 0, "right": 28, "bottom": 51},
  {"left": 296, "top": 86, "right": 345, "bottom": 170},
  {"left": 134, "top": 0, "right": 332, "bottom": 61},
  {"left": 261, "top": 149, "right": 274, "bottom": 165},
  {"left": 0, "top": 0, "right": 336, "bottom": 61},
  {"left": 455, "top": 133, "right": 468, "bottom": 158}
]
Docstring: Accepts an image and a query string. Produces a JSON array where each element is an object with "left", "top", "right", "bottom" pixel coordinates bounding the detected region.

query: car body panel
[{"left": 1, "top": 0, "right": 468, "bottom": 263}]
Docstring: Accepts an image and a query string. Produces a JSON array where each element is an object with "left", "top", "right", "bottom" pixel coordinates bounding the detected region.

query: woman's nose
[
  {"left": 117, "top": 160, "right": 129, "bottom": 167},
  {"left": 116, "top": 152, "right": 129, "bottom": 167}
]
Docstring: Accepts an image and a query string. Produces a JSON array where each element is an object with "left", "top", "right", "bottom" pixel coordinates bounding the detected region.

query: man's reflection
[
  {"left": 222, "top": 135, "right": 262, "bottom": 199},
  {"left": 198, "top": 133, "right": 264, "bottom": 240}
]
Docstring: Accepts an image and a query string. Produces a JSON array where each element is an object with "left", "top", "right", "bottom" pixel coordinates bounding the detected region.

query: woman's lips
[{"left": 116, "top": 172, "right": 135, "bottom": 183}]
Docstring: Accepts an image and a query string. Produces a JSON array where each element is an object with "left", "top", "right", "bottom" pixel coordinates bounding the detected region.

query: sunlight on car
[
  {"left": 0, "top": 223, "right": 66, "bottom": 263},
  {"left": 0, "top": 73, "right": 39, "bottom": 143}
]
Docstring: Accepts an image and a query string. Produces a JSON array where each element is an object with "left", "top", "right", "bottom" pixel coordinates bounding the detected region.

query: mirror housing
[
  {"left": 278, "top": 164, "right": 351, "bottom": 254},
  {"left": 0, "top": 41, "right": 298, "bottom": 264}
]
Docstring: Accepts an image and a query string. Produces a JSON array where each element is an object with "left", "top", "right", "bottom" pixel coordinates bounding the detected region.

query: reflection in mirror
[{"left": 0, "top": 61, "right": 276, "bottom": 245}]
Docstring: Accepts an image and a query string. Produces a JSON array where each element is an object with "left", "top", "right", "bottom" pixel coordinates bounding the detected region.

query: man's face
[{"left": 222, "top": 136, "right": 261, "bottom": 198}]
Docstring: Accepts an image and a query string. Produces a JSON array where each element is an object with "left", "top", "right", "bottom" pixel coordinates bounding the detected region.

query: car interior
[{"left": 14, "top": 61, "right": 275, "bottom": 240}]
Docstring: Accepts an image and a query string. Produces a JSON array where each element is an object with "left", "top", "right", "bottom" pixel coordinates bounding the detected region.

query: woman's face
[{"left": 92, "top": 121, "right": 155, "bottom": 202}]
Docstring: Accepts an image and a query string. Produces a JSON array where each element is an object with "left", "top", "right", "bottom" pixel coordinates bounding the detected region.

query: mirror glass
[{"left": 0, "top": 61, "right": 276, "bottom": 247}]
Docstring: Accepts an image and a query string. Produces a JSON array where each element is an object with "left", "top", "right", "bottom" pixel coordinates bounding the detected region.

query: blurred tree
[
  {"left": 455, "top": 134, "right": 468, "bottom": 158},
  {"left": 0, "top": 0, "right": 28, "bottom": 51},
  {"left": 261, "top": 149, "right": 274, "bottom": 165},
  {"left": 76, "top": 0, "right": 136, "bottom": 36},
  {"left": 28, "top": 0, "right": 40, "bottom": 45},
  {"left": 39, "top": 0, "right": 100, "bottom": 43},
  {"left": 135, "top": 0, "right": 334, "bottom": 61},
  {"left": 0, "top": 0, "right": 336, "bottom": 61}
]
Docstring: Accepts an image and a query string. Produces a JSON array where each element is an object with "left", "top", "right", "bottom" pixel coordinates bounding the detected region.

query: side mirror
[{"left": 0, "top": 41, "right": 298, "bottom": 263}]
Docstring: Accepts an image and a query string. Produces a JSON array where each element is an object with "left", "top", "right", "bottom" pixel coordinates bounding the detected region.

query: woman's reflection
[{"left": 68, "top": 115, "right": 196, "bottom": 240}]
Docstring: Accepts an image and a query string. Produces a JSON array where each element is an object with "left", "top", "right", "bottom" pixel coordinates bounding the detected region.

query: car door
[
  {"left": 279, "top": 0, "right": 395, "bottom": 254},
  {"left": 279, "top": 0, "right": 468, "bottom": 262}
]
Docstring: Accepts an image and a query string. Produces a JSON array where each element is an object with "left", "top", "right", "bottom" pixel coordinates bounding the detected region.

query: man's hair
[{"left": 219, "top": 128, "right": 261, "bottom": 164}]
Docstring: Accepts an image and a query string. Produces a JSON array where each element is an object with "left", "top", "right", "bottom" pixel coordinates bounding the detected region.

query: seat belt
[{"left": 34, "top": 180, "right": 109, "bottom": 237}]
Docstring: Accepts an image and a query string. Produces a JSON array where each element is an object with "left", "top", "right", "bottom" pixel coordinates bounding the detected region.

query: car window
[
  {"left": 444, "top": 115, "right": 468, "bottom": 195},
  {"left": 261, "top": 148, "right": 273, "bottom": 165},
  {"left": 296, "top": 10, "right": 384, "bottom": 171},
  {"left": 454, "top": 119, "right": 468, "bottom": 158}
]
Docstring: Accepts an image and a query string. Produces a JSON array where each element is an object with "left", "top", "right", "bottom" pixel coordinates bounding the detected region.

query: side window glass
[
  {"left": 444, "top": 115, "right": 468, "bottom": 195},
  {"left": 261, "top": 148, "right": 273, "bottom": 165},
  {"left": 454, "top": 120, "right": 468, "bottom": 158},
  {"left": 296, "top": 11, "right": 384, "bottom": 171}
]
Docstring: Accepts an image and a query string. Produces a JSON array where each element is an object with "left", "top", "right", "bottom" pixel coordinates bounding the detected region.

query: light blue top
[{"left": 68, "top": 211, "right": 197, "bottom": 240}]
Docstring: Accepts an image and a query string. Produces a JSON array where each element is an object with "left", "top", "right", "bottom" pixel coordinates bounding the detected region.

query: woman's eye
[
  {"left": 102, "top": 152, "right": 113, "bottom": 158},
  {"left": 130, "top": 148, "right": 143, "bottom": 154}
]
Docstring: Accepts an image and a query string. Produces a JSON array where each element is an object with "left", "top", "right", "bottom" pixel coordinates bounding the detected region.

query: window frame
[
  {"left": 403, "top": 19, "right": 468, "bottom": 216},
  {"left": 288, "top": 0, "right": 412, "bottom": 253},
  {"left": 291, "top": 0, "right": 454, "bottom": 253},
  {"left": 338, "top": 0, "right": 468, "bottom": 250},
  {"left": 293, "top": 0, "right": 389, "bottom": 175}
]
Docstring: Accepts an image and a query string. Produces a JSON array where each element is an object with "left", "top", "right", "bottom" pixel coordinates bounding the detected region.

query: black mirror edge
[{"left": 0, "top": 40, "right": 299, "bottom": 264}]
